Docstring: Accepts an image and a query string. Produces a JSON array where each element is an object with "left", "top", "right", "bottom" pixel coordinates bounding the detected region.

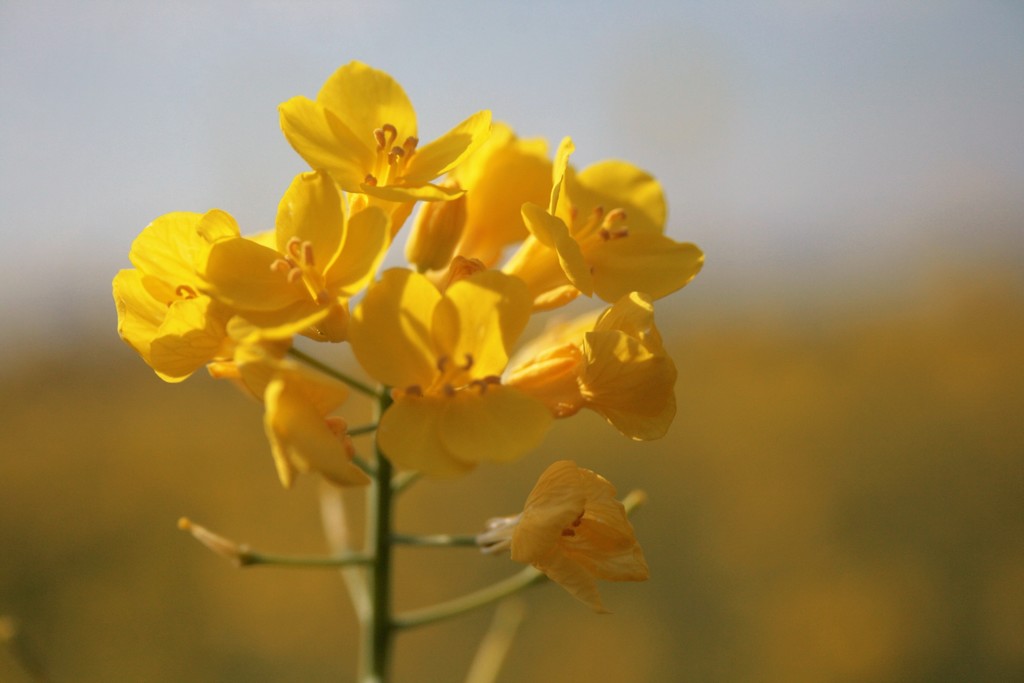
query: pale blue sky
[{"left": 1, "top": 0, "right": 1022, "bottom": 343}]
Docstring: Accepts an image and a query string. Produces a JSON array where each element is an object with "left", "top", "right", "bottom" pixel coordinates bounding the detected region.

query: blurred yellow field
[{"left": 2, "top": 266, "right": 1021, "bottom": 682}]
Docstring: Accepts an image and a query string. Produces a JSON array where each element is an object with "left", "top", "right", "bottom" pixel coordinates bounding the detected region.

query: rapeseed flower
[
  {"left": 349, "top": 268, "right": 551, "bottom": 476},
  {"left": 113, "top": 210, "right": 238, "bottom": 381}
]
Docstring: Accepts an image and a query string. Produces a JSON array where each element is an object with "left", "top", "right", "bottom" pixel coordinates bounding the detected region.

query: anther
[
  {"left": 175, "top": 284, "right": 198, "bottom": 299},
  {"left": 373, "top": 128, "right": 387, "bottom": 150},
  {"left": 364, "top": 174, "right": 378, "bottom": 187},
  {"left": 602, "top": 208, "right": 627, "bottom": 227},
  {"left": 302, "top": 242, "right": 315, "bottom": 267},
  {"left": 460, "top": 353, "right": 474, "bottom": 370},
  {"left": 388, "top": 145, "right": 405, "bottom": 164},
  {"left": 402, "top": 136, "right": 419, "bottom": 155},
  {"left": 405, "top": 385, "right": 423, "bottom": 397},
  {"left": 437, "top": 355, "right": 449, "bottom": 372},
  {"left": 561, "top": 529, "right": 576, "bottom": 537},
  {"left": 270, "top": 259, "right": 292, "bottom": 274}
]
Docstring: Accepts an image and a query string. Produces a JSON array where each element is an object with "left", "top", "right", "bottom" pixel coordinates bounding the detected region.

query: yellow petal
[
  {"left": 358, "top": 180, "right": 465, "bottom": 203},
  {"left": 520, "top": 203, "right": 594, "bottom": 296},
  {"left": 535, "top": 547, "right": 608, "bottom": 613},
  {"left": 195, "top": 208, "right": 242, "bottom": 243},
  {"left": 324, "top": 205, "right": 390, "bottom": 295},
  {"left": 402, "top": 110, "right": 493, "bottom": 184},
  {"left": 376, "top": 396, "right": 475, "bottom": 477},
  {"left": 316, "top": 61, "right": 417, "bottom": 154},
  {"left": 264, "top": 377, "right": 369, "bottom": 489},
  {"left": 113, "top": 269, "right": 163, "bottom": 364},
  {"left": 571, "top": 161, "right": 666, "bottom": 235},
  {"left": 439, "top": 270, "right": 532, "bottom": 376},
  {"left": 513, "top": 460, "right": 587, "bottom": 552},
  {"left": 588, "top": 234, "right": 704, "bottom": 302},
  {"left": 275, "top": 171, "right": 345, "bottom": 269},
  {"left": 349, "top": 268, "right": 440, "bottom": 388},
  {"left": 581, "top": 330, "right": 677, "bottom": 440},
  {"left": 278, "top": 96, "right": 374, "bottom": 193},
  {"left": 454, "top": 129, "right": 552, "bottom": 266},
  {"left": 200, "top": 237, "right": 304, "bottom": 311},
  {"left": 594, "top": 292, "right": 664, "bottom": 352},
  {"left": 437, "top": 386, "right": 552, "bottom": 465},
  {"left": 130, "top": 211, "right": 233, "bottom": 286},
  {"left": 549, "top": 137, "right": 575, "bottom": 214},
  {"left": 150, "top": 297, "right": 231, "bottom": 382}
]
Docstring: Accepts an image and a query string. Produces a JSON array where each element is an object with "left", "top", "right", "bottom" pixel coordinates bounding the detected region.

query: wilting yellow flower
[
  {"left": 483, "top": 460, "right": 649, "bottom": 613},
  {"left": 504, "top": 138, "right": 704, "bottom": 310},
  {"left": 198, "top": 170, "right": 388, "bottom": 342},
  {"left": 113, "top": 210, "right": 238, "bottom": 381},
  {"left": 447, "top": 123, "right": 552, "bottom": 268},
  {"left": 279, "top": 61, "right": 492, "bottom": 204},
  {"left": 506, "top": 292, "right": 676, "bottom": 440},
  {"left": 349, "top": 268, "right": 551, "bottom": 476}
]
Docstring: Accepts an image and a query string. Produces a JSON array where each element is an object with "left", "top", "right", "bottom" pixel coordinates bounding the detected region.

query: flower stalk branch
[
  {"left": 287, "top": 347, "right": 382, "bottom": 399},
  {"left": 178, "top": 518, "right": 373, "bottom": 568}
]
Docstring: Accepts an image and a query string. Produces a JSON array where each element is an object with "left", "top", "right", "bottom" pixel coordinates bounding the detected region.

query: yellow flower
[
  {"left": 349, "top": 268, "right": 551, "bottom": 476},
  {"left": 232, "top": 342, "right": 369, "bottom": 489},
  {"left": 113, "top": 209, "right": 238, "bottom": 381},
  {"left": 279, "top": 61, "right": 492, "bottom": 204},
  {"left": 506, "top": 292, "right": 676, "bottom": 440},
  {"left": 198, "top": 170, "right": 389, "bottom": 342},
  {"left": 446, "top": 123, "right": 552, "bottom": 268},
  {"left": 504, "top": 138, "right": 704, "bottom": 310},
  {"left": 506, "top": 460, "right": 649, "bottom": 613}
]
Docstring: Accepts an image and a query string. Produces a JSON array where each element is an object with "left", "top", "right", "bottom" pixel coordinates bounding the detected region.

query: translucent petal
[
  {"left": 324, "top": 205, "right": 390, "bottom": 294},
  {"left": 521, "top": 203, "right": 594, "bottom": 295},
  {"left": 316, "top": 61, "right": 417, "bottom": 153},
  {"left": 264, "top": 377, "right": 370, "bottom": 489},
  {"left": 279, "top": 96, "right": 374, "bottom": 193},
  {"left": 581, "top": 330, "right": 677, "bottom": 440},
  {"left": 113, "top": 269, "right": 162, "bottom": 362},
  {"left": 402, "top": 110, "right": 492, "bottom": 184},
  {"left": 200, "top": 237, "right": 304, "bottom": 311},
  {"left": 455, "top": 129, "right": 551, "bottom": 266},
  {"left": 441, "top": 271, "right": 532, "bottom": 376},
  {"left": 572, "top": 161, "right": 667, "bottom": 235},
  {"left": 377, "top": 397, "right": 475, "bottom": 477},
  {"left": 150, "top": 297, "right": 230, "bottom": 383},
  {"left": 275, "top": 171, "right": 345, "bottom": 269},
  {"left": 438, "top": 386, "right": 551, "bottom": 465},
  {"left": 130, "top": 211, "right": 226, "bottom": 286},
  {"left": 535, "top": 548, "right": 607, "bottom": 613},
  {"left": 594, "top": 292, "right": 664, "bottom": 352},
  {"left": 588, "top": 234, "right": 704, "bottom": 302},
  {"left": 349, "top": 269, "right": 440, "bottom": 388},
  {"left": 357, "top": 180, "right": 464, "bottom": 203}
]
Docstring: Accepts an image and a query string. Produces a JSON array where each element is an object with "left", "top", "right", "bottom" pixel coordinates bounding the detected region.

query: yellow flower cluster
[{"left": 113, "top": 61, "right": 702, "bottom": 609}]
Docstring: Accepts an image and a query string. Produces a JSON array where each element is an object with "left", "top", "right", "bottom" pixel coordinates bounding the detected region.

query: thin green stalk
[
  {"left": 392, "top": 565, "right": 545, "bottom": 630},
  {"left": 287, "top": 347, "right": 381, "bottom": 399},
  {"left": 361, "top": 390, "right": 395, "bottom": 683},
  {"left": 348, "top": 423, "right": 379, "bottom": 437},
  {"left": 236, "top": 550, "right": 373, "bottom": 569},
  {"left": 392, "top": 533, "right": 478, "bottom": 548}
]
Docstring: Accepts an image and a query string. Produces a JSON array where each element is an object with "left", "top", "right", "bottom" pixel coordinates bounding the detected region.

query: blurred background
[{"left": 1, "top": 1, "right": 1022, "bottom": 681}]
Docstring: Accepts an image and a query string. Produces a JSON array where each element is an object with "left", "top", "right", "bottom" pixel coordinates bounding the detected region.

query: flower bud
[{"left": 405, "top": 187, "right": 467, "bottom": 272}]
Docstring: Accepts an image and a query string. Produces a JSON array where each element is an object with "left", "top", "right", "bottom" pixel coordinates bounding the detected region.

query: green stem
[
  {"left": 390, "top": 470, "right": 421, "bottom": 494},
  {"left": 348, "top": 423, "right": 379, "bottom": 437},
  {"left": 237, "top": 550, "right": 374, "bottom": 568},
  {"left": 392, "top": 565, "right": 545, "bottom": 630},
  {"left": 391, "top": 533, "right": 478, "bottom": 548},
  {"left": 362, "top": 390, "right": 395, "bottom": 683},
  {"left": 287, "top": 347, "right": 381, "bottom": 399}
]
